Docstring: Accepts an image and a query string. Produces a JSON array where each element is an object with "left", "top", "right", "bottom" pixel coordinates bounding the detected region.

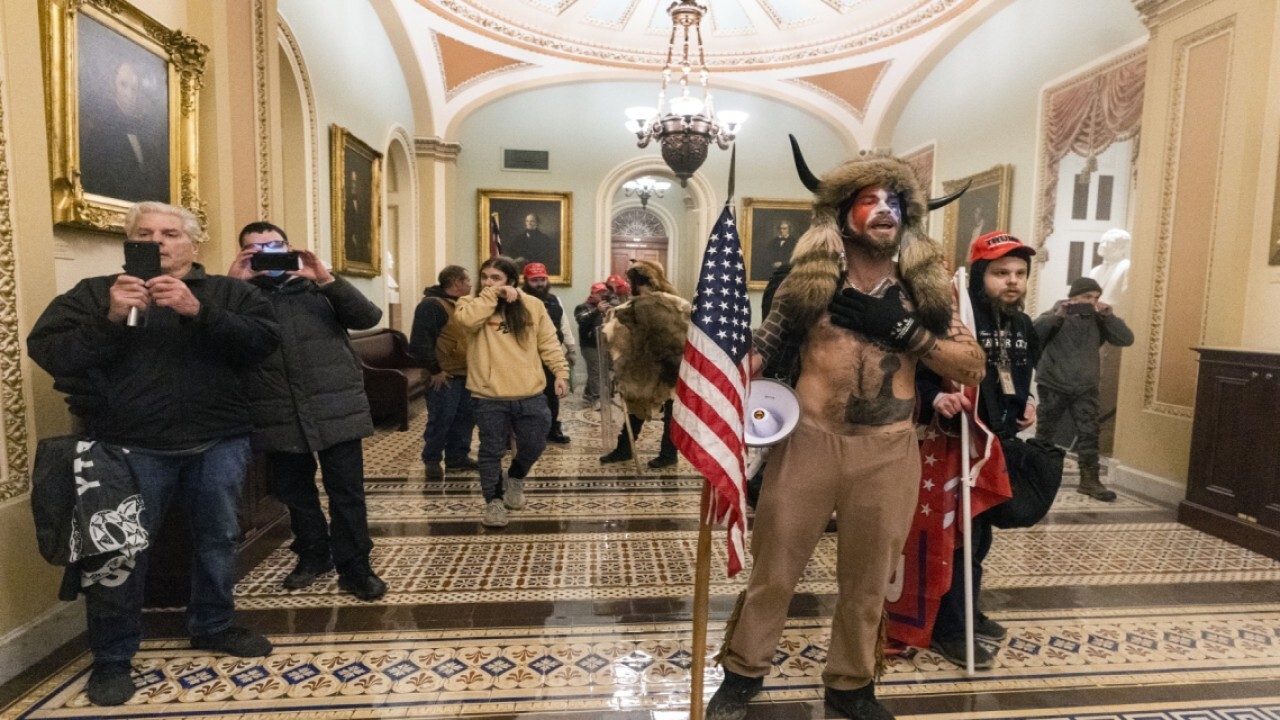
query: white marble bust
[{"left": 1088, "top": 228, "right": 1131, "bottom": 312}]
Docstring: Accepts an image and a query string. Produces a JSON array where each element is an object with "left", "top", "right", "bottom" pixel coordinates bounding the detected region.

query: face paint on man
[{"left": 844, "top": 185, "right": 903, "bottom": 259}]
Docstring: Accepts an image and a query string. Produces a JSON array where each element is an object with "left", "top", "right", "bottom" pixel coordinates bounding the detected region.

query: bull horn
[
  {"left": 788, "top": 134, "right": 820, "bottom": 193},
  {"left": 927, "top": 180, "right": 971, "bottom": 211}
]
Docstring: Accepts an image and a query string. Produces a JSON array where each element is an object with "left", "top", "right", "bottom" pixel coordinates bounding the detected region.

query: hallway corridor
[{"left": 4, "top": 398, "right": 1280, "bottom": 719}]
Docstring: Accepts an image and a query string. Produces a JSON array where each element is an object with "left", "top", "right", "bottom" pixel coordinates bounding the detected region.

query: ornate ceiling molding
[
  {"left": 415, "top": 137, "right": 463, "bottom": 161},
  {"left": 419, "top": 0, "right": 976, "bottom": 71}
]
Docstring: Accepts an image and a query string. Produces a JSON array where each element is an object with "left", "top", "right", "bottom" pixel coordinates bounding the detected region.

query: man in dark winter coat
[
  {"left": 1034, "top": 276, "right": 1134, "bottom": 501},
  {"left": 27, "top": 202, "right": 280, "bottom": 707},
  {"left": 916, "top": 231, "right": 1041, "bottom": 670},
  {"left": 230, "top": 221, "right": 386, "bottom": 602},
  {"left": 409, "top": 265, "right": 476, "bottom": 480},
  {"left": 522, "top": 262, "right": 573, "bottom": 444}
]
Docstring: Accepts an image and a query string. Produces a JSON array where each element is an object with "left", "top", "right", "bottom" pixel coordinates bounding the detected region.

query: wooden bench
[{"left": 350, "top": 328, "right": 426, "bottom": 430}]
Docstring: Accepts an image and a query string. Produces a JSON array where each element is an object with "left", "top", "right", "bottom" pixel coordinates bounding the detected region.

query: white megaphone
[{"left": 744, "top": 379, "right": 800, "bottom": 477}]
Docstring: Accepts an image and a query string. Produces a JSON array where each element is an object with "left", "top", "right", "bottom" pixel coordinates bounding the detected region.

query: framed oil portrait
[
  {"left": 742, "top": 198, "right": 812, "bottom": 290},
  {"left": 41, "top": 0, "right": 207, "bottom": 231},
  {"left": 330, "top": 125, "right": 382, "bottom": 277},
  {"left": 479, "top": 189, "right": 573, "bottom": 286},
  {"left": 942, "top": 164, "right": 1013, "bottom": 273}
]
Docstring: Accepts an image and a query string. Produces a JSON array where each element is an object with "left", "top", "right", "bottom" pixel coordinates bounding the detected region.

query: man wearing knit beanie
[{"left": 1033, "top": 276, "right": 1135, "bottom": 501}]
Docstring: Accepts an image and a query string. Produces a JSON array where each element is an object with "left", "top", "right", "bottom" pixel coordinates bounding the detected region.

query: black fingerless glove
[{"left": 828, "top": 285, "right": 929, "bottom": 353}]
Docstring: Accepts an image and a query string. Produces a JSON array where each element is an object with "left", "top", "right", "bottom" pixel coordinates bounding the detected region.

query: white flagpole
[{"left": 955, "top": 267, "right": 976, "bottom": 675}]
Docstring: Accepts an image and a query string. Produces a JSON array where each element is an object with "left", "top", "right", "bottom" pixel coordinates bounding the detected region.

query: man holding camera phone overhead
[
  {"left": 1033, "top": 276, "right": 1134, "bottom": 502},
  {"left": 229, "top": 221, "right": 387, "bottom": 601},
  {"left": 27, "top": 202, "right": 280, "bottom": 707}
]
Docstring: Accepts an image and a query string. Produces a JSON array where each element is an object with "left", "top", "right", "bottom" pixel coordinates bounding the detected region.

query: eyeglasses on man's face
[{"left": 246, "top": 239, "right": 288, "bottom": 251}]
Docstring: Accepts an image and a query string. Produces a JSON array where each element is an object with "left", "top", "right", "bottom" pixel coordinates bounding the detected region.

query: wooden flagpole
[{"left": 690, "top": 483, "right": 712, "bottom": 720}]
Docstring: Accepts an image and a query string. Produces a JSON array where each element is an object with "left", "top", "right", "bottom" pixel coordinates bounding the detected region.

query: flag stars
[
  {"left": 923, "top": 454, "right": 939, "bottom": 466},
  {"left": 920, "top": 503, "right": 933, "bottom": 516}
]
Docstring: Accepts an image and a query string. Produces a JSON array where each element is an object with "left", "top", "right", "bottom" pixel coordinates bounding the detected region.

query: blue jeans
[
  {"left": 422, "top": 376, "right": 475, "bottom": 465},
  {"left": 268, "top": 439, "right": 373, "bottom": 576},
  {"left": 473, "top": 396, "right": 551, "bottom": 502},
  {"left": 85, "top": 435, "right": 251, "bottom": 662}
]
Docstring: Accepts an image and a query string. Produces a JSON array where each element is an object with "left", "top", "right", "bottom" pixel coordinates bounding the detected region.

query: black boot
[
  {"left": 547, "top": 422, "right": 571, "bottom": 444},
  {"left": 824, "top": 683, "right": 895, "bottom": 719},
  {"left": 705, "top": 669, "right": 763, "bottom": 720},
  {"left": 282, "top": 555, "right": 334, "bottom": 589}
]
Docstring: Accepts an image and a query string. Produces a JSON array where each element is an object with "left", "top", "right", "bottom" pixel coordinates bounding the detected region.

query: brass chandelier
[{"left": 624, "top": 0, "right": 746, "bottom": 186}]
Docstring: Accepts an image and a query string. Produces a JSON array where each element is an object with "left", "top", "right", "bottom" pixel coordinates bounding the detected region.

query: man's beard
[
  {"left": 989, "top": 295, "right": 1025, "bottom": 317},
  {"left": 843, "top": 228, "right": 901, "bottom": 261},
  {"left": 524, "top": 284, "right": 549, "bottom": 300}
]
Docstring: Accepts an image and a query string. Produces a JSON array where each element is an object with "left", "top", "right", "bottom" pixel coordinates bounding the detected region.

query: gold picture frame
[
  {"left": 330, "top": 125, "right": 382, "bottom": 277},
  {"left": 41, "top": 0, "right": 207, "bottom": 232},
  {"left": 478, "top": 189, "right": 573, "bottom": 286},
  {"left": 941, "top": 164, "right": 1013, "bottom": 272},
  {"left": 742, "top": 198, "right": 812, "bottom": 290}
]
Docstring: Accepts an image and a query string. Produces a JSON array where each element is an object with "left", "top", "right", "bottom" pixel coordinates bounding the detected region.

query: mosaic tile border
[
  {"left": 218, "top": 525, "right": 1280, "bottom": 611},
  {"left": 10, "top": 608, "right": 1280, "bottom": 719}
]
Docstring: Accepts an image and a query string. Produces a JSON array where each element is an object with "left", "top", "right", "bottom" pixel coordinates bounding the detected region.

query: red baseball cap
[
  {"left": 605, "top": 274, "right": 626, "bottom": 288},
  {"left": 523, "top": 262, "right": 548, "bottom": 279},
  {"left": 590, "top": 282, "right": 608, "bottom": 295},
  {"left": 969, "top": 231, "right": 1036, "bottom": 264}
]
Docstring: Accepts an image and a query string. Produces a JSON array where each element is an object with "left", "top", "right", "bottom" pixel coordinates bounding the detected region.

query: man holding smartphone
[
  {"left": 229, "top": 222, "right": 387, "bottom": 600},
  {"left": 27, "top": 202, "right": 280, "bottom": 706},
  {"left": 1033, "top": 276, "right": 1134, "bottom": 501}
]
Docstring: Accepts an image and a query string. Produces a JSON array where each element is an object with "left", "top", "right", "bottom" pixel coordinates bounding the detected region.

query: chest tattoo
[{"left": 842, "top": 353, "right": 912, "bottom": 425}]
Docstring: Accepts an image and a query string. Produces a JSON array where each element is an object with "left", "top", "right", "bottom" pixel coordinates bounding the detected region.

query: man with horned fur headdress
[{"left": 706, "top": 139, "right": 985, "bottom": 720}]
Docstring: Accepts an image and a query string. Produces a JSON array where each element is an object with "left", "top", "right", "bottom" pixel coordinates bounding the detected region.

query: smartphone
[
  {"left": 123, "top": 241, "right": 162, "bottom": 280},
  {"left": 250, "top": 251, "right": 301, "bottom": 272},
  {"left": 1065, "top": 302, "right": 1094, "bottom": 316}
]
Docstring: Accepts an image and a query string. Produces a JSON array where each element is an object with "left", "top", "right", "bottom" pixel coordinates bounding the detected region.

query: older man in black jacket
[
  {"left": 230, "top": 222, "right": 386, "bottom": 602},
  {"left": 28, "top": 202, "right": 280, "bottom": 707}
]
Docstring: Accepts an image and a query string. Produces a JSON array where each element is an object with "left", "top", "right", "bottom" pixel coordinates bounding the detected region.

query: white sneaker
[
  {"left": 504, "top": 474, "right": 526, "bottom": 510},
  {"left": 482, "top": 499, "right": 508, "bottom": 527}
]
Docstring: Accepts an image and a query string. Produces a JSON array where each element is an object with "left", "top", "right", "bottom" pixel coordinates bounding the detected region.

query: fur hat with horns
[{"left": 783, "top": 135, "right": 966, "bottom": 336}]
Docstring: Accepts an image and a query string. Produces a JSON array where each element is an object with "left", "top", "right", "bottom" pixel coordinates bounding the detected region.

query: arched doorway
[{"left": 609, "top": 207, "right": 669, "bottom": 278}]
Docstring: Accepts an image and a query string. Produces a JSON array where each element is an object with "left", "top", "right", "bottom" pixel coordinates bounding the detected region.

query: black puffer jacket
[
  {"left": 27, "top": 265, "right": 280, "bottom": 451},
  {"left": 242, "top": 275, "right": 382, "bottom": 453}
]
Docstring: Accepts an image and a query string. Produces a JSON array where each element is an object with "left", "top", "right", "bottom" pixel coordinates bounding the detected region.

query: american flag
[
  {"left": 489, "top": 213, "right": 503, "bottom": 258},
  {"left": 671, "top": 205, "right": 752, "bottom": 577}
]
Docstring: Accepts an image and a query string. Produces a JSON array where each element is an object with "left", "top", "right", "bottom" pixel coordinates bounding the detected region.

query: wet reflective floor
[{"left": 4, "top": 398, "right": 1280, "bottom": 718}]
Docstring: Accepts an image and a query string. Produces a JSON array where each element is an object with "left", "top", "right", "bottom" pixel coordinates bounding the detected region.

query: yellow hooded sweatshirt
[{"left": 454, "top": 285, "right": 569, "bottom": 400}]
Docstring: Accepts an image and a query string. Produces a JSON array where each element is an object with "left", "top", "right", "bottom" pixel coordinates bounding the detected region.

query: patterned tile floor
[{"left": 4, "top": 395, "right": 1279, "bottom": 719}]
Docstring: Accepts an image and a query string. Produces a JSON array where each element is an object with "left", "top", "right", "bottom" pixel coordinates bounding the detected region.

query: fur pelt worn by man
[
  {"left": 599, "top": 260, "right": 691, "bottom": 470},
  {"left": 602, "top": 260, "right": 690, "bottom": 419}
]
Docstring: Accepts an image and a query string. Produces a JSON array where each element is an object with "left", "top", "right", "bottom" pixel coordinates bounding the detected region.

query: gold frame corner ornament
[
  {"left": 330, "top": 124, "right": 382, "bottom": 278},
  {"left": 941, "top": 163, "right": 1014, "bottom": 272},
  {"left": 477, "top": 189, "right": 573, "bottom": 286},
  {"left": 41, "top": 0, "right": 207, "bottom": 233}
]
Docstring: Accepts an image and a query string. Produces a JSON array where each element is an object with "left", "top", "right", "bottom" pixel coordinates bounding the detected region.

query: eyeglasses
[{"left": 246, "top": 240, "right": 287, "bottom": 251}]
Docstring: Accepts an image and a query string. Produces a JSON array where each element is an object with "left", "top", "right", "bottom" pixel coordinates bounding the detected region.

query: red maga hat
[
  {"left": 523, "top": 262, "right": 548, "bottom": 279},
  {"left": 590, "top": 282, "right": 608, "bottom": 295},
  {"left": 969, "top": 231, "right": 1036, "bottom": 264}
]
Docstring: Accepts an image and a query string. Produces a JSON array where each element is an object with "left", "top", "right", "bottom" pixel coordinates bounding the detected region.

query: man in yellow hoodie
[{"left": 453, "top": 256, "right": 569, "bottom": 527}]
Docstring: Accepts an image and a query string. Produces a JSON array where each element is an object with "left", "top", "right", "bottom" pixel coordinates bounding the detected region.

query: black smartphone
[
  {"left": 250, "top": 251, "right": 301, "bottom": 272},
  {"left": 1065, "top": 302, "right": 1094, "bottom": 315},
  {"left": 123, "top": 241, "right": 162, "bottom": 280}
]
